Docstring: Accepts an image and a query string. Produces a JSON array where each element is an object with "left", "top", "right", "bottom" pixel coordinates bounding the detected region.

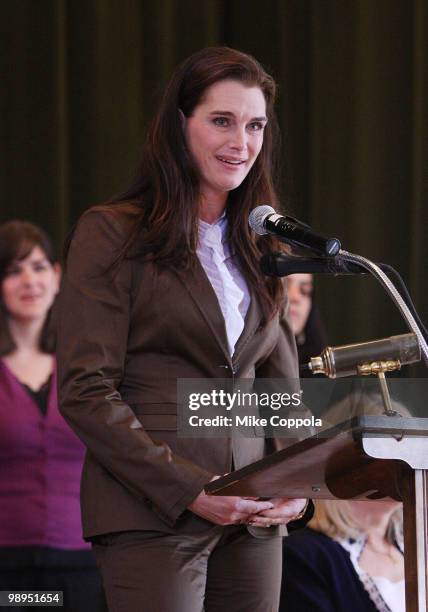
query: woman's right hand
[{"left": 187, "top": 477, "right": 274, "bottom": 526}]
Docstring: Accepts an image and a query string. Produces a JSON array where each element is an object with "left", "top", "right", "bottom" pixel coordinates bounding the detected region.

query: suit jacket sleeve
[
  {"left": 255, "top": 294, "right": 299, "bottom": 380},
  {"left": 57, "top": 207, "right": 212, "bottom": 526}
]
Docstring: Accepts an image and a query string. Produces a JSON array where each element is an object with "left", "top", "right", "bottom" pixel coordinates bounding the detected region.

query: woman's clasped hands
[{"left": 188, "top": 477, "right": 307, "bottom": 528}]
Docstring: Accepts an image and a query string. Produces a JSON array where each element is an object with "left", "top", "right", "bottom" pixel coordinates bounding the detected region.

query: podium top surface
[{"left": 205, "top": 416, "right": 428, "bottom": 499}]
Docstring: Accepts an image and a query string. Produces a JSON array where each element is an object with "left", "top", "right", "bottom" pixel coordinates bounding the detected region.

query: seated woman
[
  {"left": 0, "top": 220, "right": 106, "bottom": 611},
  {"left": 285, "top": 273, "right": 328, "bottom": 375},
  {"left": 281, "top": 498, "right": 404, "bottom": 612},
  {"left": 281, "top": 390, "right": 408, "bottom": 611}
]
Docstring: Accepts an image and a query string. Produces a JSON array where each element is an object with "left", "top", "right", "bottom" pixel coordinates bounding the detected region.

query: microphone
[
  {"left": 259, "top": 253, "right": 428, "bottom": 346},
  {"left": 249, "top": 205, "right": 341, "bottom": 257},
  {"left": 260, "top": 252, "right": 366, "bottom": 277},
  {"left": 309, "top": 333, "right": 421, "bottom": 378}
]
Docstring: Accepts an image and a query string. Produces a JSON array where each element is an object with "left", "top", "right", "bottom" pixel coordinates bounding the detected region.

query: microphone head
[{"left": 248, "top": 205, "right": 276, "bottom": 235}]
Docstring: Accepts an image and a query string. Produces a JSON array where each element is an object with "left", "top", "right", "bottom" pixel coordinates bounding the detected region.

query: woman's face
[
  {"left": 1, "top": 245, "right": 60, "bottom": 324},
  {"left": 183, "top": 79, "right": 267, "bottom": 206},
  {"left": 286, "top": 273, "right": 314, "bottom": 336}
]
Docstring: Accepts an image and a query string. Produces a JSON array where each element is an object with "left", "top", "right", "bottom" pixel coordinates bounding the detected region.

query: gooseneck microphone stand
[{"left": 338, "top": 249, "right": 428, "bottom": 367}]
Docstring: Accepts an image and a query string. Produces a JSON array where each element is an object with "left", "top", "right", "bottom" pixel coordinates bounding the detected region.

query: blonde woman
[{"left": 281, "top": 499, "right": 404, "bottom": 611}]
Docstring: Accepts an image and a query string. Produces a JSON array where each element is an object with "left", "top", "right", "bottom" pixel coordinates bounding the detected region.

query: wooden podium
[{"left": 205, "top": 416, "right": 428, "bottom": 612}]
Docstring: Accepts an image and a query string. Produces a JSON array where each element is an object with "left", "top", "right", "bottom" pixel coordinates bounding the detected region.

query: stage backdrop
[{"left": 1, "top": 0, "right": 427, "bottom": 373}]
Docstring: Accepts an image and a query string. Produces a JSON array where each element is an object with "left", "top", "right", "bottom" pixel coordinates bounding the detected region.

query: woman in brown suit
[{"left": 57, "top": 47, "right": 307, "bottom": 612}]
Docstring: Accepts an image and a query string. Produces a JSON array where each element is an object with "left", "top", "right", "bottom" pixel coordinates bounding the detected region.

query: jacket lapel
[
  {"left": 174, "top": 261, "right": 230, "bottom": 361},
  {"left": 174, "top": 261, "right": 263, "bottom": 367},
  {"left": 233, "top": 291, "right": 262, "bottom": 363}
]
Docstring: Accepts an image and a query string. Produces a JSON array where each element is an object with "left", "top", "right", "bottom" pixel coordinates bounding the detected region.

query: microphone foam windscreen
[{"left": 248, "top": 205, "right": 275, "bottom": 235}]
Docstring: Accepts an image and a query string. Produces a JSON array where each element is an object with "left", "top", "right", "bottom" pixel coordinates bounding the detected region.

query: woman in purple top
[{"left": 0, "top": 221, "right": 106, "bottom": 611}]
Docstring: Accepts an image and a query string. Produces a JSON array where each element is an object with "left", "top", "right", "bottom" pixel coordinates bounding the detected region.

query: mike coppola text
[{"left": 177, "top": 381, "right": 323, "bottom": 437}]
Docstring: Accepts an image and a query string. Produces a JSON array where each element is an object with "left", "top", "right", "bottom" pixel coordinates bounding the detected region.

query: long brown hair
[
  {"left": 114, "top": 46, "right": 286, "bottom": 322},
  {"left": 0, "top": 220, "right": 57, "bottom": 356}
]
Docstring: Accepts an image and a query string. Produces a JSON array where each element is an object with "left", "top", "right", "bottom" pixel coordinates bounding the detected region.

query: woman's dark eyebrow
[
  {"left": 31, "top": 258, "right": 49, "bottom": 264},
  {"left": 209, "top": 110, "right": 268, "bottom": 121},
  {"left": 22, "top": 256, "right": 49, "bottom": 265}
]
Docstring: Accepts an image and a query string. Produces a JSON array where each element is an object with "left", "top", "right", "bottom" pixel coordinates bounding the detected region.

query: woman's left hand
[{"left": 246, "top": 498, "right": 307, "bottom": 527}]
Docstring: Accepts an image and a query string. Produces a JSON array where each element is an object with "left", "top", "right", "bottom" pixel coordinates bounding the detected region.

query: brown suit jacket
[{"left": 57, "top": 202, "right": 300, "bottom": 539}]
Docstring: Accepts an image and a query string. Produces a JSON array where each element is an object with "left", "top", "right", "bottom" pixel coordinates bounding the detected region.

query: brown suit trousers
[{"left": 92, "top": 527, "right": 282, "bottom": 612}]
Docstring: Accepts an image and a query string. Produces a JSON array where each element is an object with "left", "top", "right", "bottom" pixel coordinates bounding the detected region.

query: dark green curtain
[{"left": 1, "top": 0, "right": 427, "bottom": 366}]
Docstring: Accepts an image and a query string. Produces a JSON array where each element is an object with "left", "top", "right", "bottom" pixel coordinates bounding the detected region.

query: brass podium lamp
[{"left": 309, "top": 332, "right": 421, "bottom": 415}]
